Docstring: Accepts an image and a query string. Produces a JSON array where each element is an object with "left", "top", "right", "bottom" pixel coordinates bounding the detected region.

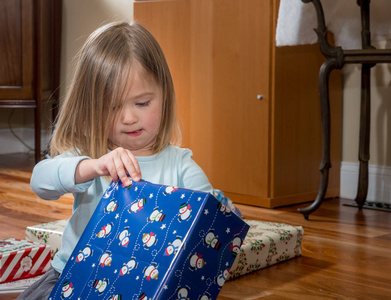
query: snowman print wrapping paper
[{"left": 48, "top": 179, "right": 249, "bottom": 300}]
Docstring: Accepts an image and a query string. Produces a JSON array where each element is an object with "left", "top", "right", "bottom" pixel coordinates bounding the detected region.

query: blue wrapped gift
[{"left": 48, "top": 180, "right": 249, "bottom": 300}]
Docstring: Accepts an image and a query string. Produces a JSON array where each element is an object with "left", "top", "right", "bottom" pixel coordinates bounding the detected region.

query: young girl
[{"left": 17, "top": 21, "right": 213, "bottom": 300}]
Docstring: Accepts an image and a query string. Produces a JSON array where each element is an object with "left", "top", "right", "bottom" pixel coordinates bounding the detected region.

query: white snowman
[
  {"left": 231, "top": 236, "right": 242, "bottom": 257},
  {"left": 61, "top": 281, "right": 73, "bottom": 299},
  {"left": 76, "top": 245, "right": 92, "bottom": 263},
  {"left": 120, "top": 257, "right": 137, "bottom": 276},
  {"left": 96, "top": 223, "right": 113, "bottom": 238},
  {"left": 129, "top": 198, "right": 146, "bottom": 213},
  {"left": 164, "top": 236, "right": 183, "bottom": 256},
  {"left": 93, "top": 278, "right": 109, "bottom": 295},
  {"left": 217, "top": 202, "right": 231, "bottom": 216},
  {"left": 148, "top": 208, "right": 165, "bottom": 223},
  {"left": 118, "top": 227, "right": 130, "bottom": 247},
  {"left": 198, "top": 292, "right": 211, "bottom": 300},
  {"left": 177, "top": 286, "right": 190, "bottom": 300},
  {"left": 142, "top": 232, "right": 157, "bottom": 249},
  {"left": 215, "top": 268, "right": 230, "bottom": 288},
  {"left": 178, "top": 203, "right": 192, "bottom": 222},
  {"left": 163, "top": 186, "right": 178, "bottom": 195},
  {"left": 189, "top": 253, "right": 206, "bottom": 271},
  {"left": 104, "top": 199, "right": 118, "bottom": 213},
  {"left": 143, "top": 264, "right": 159, "bottom": 280},
  {"left": 139, "top": 292, "right": 148, "bottom": 300},
  {"left": 204, "top": 230, "right": 221, "bottom": 250},
  {"left": 99, "top": 252, "right": 112, "bottom": 267}
]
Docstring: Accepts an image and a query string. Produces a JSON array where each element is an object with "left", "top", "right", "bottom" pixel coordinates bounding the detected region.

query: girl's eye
[
  {"left": 113, "top": 105, "right": 122, "bottom": 111},
  {"left": 136, "top": 101, "right": 151, "bottom": 107}
]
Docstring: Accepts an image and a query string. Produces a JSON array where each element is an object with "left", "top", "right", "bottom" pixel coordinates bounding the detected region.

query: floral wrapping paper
[
  {"left": 25, "top": 219, "right": 68, "bottom": 260},
  {"left": 228, "top": 219, "right": 304, "bottom": 279}
]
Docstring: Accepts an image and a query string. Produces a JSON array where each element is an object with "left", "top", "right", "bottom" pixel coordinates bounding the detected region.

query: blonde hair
[{"left": 50, "top": 22, "right": 179, "bottom": 158}]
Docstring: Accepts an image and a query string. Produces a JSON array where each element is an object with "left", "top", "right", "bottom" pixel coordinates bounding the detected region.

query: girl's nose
[{"left": 121, "top": 108, "right": 137, "bottom": 125}]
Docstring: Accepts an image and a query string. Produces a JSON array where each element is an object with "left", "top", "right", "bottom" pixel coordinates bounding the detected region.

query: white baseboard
[
  {"left": 340, "top": 161, "right": 391, "bottom": 204},
  {"left": 0, "top": 128, "right": 50, "bottom": 155}
]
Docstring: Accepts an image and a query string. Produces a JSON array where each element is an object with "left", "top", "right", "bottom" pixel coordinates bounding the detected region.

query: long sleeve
[
  {"left": 180, "top": 149, "right": 214, "bottom": 194},
  {"left": 30, "top": 155, "right": 93, "bottom": 200}
]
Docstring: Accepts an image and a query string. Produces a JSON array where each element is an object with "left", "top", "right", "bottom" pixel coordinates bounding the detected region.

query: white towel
[{"left": 276, "top": 0, "right": 391, "bottom": 49}]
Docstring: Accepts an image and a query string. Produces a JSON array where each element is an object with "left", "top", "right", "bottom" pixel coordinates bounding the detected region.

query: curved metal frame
[{"left": 298, "top": 0, "right": 391, "bottom": 219}]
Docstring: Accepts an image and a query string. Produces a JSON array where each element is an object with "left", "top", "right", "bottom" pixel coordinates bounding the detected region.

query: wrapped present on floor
[
  {"left": 48, "top": 180, "right": 249, "bottom": 300},
  {"left": 228, "top": 220, "right": 304, "bottom": 279},
  {"left": 26, "top": 219, "right": 68, "bottom": 260},
  {"left": 0, "top": 238, "right": 51, "bottom": 283}
]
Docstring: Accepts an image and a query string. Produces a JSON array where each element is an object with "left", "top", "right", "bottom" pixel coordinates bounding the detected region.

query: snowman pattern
[
  {"left": 215, "top": 268, "right": 230, "bottom": 289},
  {"left": 128, "top": 198, "right": 146, "bottom": 213},
  {"left": 76, "top": 245, "right": 93, "bottom": 263},
  {"left": 142, "top": 232, "right": 157, "bottom": 249},
  {"left": 178, "top": 203, "right": 192, "bottom": 222},
  {"left": 163, "top": 186, "right": 178, "bottom": 195},
  {"left": 147, "top": 208, "right": 165, "bottom": 223},
  {"left": 231, "top": 236, "right": 243, "bottom": 257},
  {"left": 97, "top": 223, "right": 113, "bottom": 238},
  {"left": 143, "top": 263, "right": 159, "bottom": 281},
  {"left": 198, "top": 292, "right": 212, "bottom": 300},
  {"left": 118, "top": 227, "right": 130, "bottom": 247},
  {"left": 105, "top": 199, "right": 118, "bottom": 213},
  {"left": 99, "top": 251, "right": 112, "bottom": 267},
  {"left": 61, "top": 281, "right": 73, "bottom": 299},
  {"left": 94, "top": 278, "right": 109, "bottom": 295},
  {"left": 189, "top": 253, "right": 206, "bottom": 271},
  {"left": 204, "top": 230, "right": 221, "bottom": 250},
  {"left": 120, "top": 258, "right": 138, "bottom": 276},
  {"left": 164, "top": 236, "right": 183, "bottom": 256},
  {"left": 49, "top": 180, "right": 248, "bottom": 300},
  {"left": 177, "top": 286, "right": 190, "bottom": 300}
]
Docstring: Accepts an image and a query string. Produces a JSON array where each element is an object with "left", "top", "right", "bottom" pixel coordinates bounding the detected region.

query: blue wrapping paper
[{"left": 48, "top": 179, "right": 249, "bottom": 300}]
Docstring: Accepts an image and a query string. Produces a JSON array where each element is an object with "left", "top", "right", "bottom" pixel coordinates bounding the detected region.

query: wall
[
  {"left": 0, "top": 0, "right": 133, "bottom": 155},
  {"left": 60, "top": 0, "right": 134, "bottom": 100}
]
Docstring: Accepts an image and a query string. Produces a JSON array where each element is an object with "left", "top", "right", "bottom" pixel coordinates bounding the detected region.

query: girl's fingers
[
  {"left": 126, "top": 151, "right": 141, "bottom": 181},
  {"left": 113, "top": 151, "right": 130, "bottom": 186},
  {"left": 106, "top": 156, "right": 119, "bottom": 182}
]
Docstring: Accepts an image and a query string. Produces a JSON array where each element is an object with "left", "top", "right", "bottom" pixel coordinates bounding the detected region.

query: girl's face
[{"left": 108, "top": 65, "right": 163, "bottom": 156}]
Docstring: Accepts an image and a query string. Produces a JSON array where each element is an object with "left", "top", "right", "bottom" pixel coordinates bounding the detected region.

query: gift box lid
[
  {"left": 0, "top": 238, "right": 51, "bottom": 283},
  {"left": 0, "top": 239, "right": 48, "bottom": 258},
  {"left": 26, "top": 219, "right": 68, "bottom": 235}
]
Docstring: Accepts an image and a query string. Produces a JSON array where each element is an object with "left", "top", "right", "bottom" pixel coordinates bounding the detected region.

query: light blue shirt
[{"left": 30, "top": 145, "right": 213, "bottom": 273}]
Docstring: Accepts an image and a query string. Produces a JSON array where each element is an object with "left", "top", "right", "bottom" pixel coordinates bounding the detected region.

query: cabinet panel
[
  {"left": 0, "top": 0, "right": 34, "bottom": 99},
  {"left": 135, "top": 0, "right": 272, "bottom": 198},
  {"left": 0, "top": 0, "right": 62, "bottom": 162},
  {"left": 208, "top": 0, "right": 271, "bottom": 197}
]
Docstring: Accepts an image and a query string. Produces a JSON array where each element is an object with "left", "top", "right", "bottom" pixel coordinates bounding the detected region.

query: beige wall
[
  {"left": 342, "top": 40, "right": 391, "bottom": 167},
  {"left": 60, "top": 0, "right": 134, "bottom": 101}
]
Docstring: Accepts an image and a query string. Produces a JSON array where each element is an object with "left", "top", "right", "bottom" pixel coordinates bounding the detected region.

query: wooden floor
[{"left": 1, "top": 153, "right": 391, "bottom": 299}]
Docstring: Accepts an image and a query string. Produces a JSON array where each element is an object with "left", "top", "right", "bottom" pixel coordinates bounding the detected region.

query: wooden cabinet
[
  {"left": 0, "top": 0, "right": 62, "bottom": 162},
  {"left": 134, "top": 0, "right": 342, "bottom": 208}
]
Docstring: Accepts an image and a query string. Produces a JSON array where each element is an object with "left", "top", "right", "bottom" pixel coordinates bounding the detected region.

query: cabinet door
[
  {"left": 0, "top": 0, "right": 34, "bottom": 102},
  {"left": 135, "top": 0, "right": 272, "bottom": 198}
]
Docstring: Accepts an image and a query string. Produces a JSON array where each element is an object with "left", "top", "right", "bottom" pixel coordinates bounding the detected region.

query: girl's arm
[{"left": 30, "top": 155, "right": 92, "bottom": 200}]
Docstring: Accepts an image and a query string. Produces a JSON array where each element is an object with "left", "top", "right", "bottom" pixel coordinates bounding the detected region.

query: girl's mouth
[{"left": 126, "top": 129, "right": 143, "bottom": 137}]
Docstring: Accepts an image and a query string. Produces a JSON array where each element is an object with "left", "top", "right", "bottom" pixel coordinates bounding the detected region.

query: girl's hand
[
  {"left": 75, "top": 148, "right": 141, "bottom": 186},
  {"left": 95, "top": 147, "right": 141, "bottom": 186}
]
